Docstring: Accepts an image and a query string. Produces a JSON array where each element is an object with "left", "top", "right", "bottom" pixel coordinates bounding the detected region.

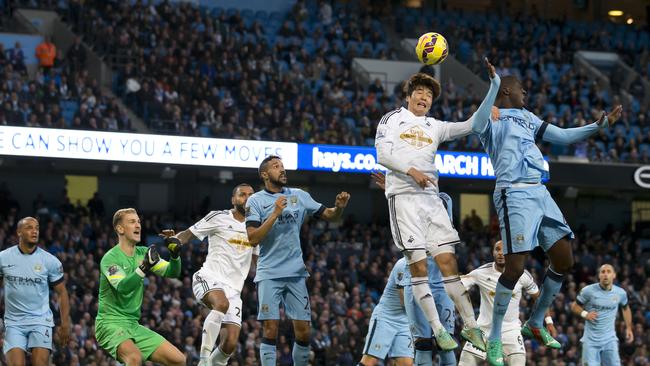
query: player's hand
[
  {"left": 597, "top": 105, "right": 623, "bottom": 127},
  {"left": 158, "top": 229, "right": 176, "bottom": 239},
  {"left": 138, "top": 245, "right": 160, "bottom": 275},
  {"left": 165, "top": 236, "right": 182, "bottom": 259},
  {"left": 484, "top": 57, "right": 496, "bottom": 79},
  {"left": 56, "top": 322, "right": 70, "bottom": 347},
  {"left": 371, "top": 171, "right": 386, "bottom": 190},
  {"left": 625, "top": 327, "right": 634, "bottom": 344},
  {"left": 546, "top": 323, "right": 557, "bottom": 338},
  {"left": 273, "top": 196, "right": 288, "bottom": 216},
  {"left": 407, "top": 167, "right": 436, "bottom": 189},
  {"left": 335, "top": 192, "right": 350, "bottom": 208},
  {"left": 585, "top": 311, "right": 598, "bottom": 322}
]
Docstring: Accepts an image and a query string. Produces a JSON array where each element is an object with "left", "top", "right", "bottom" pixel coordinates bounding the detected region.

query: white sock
[
  {"left": 442, "top": 275, "right": 478, "bottom": 328},
  {"left": 411, "top": 276, "right": 444, "bottom": 334},
  {"left": 200, "top": 310, "right": 225, "bottom": 358},
  {"left": 209, "top": 346, "right": 231, "bottom": 366}
]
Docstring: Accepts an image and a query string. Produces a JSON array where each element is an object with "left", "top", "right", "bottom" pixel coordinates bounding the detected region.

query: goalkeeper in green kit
[{"left": 95, "top": 208, "right": 186, "bottom": 366}]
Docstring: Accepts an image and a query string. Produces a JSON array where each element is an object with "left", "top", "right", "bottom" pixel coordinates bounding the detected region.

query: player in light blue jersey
[
  {"left": 372, "top": 172, "right": 456, "bottom": 366},
  {"left": 471, "top": 65, "right": 624, "bottom": 366},
  {"left": 358, "top": 259, "right": 414, "bottom": 366},
  {"left": 571, "top": 264, "right": 633, "bottom": 366},
  {"left": 246, "top": 155, "right": 350, "bottom": 366},
  {"left": 0, "top": 217, "right": 70, "bottom": 366}
]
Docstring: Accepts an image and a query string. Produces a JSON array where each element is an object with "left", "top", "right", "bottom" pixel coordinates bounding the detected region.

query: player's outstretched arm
[
  {"left": 320, "top": 192, "right": 350, "bottom": 221},
  {"left": 540, "top": 105, "right": 623, "bottom": 145},
  {"left": 469, "top": 58, "right": 501, "bottom": 135},
  {"left": 246, "top": 196, "right": 286, "bottom": 245},
  {"left": 160, "top": 229, "right": 196, "bottom": 246},
  {"left": 53, "top": 281, "right": 71, "bottom": 346}
]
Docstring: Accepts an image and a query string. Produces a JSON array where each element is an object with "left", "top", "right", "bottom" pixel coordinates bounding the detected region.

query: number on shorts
[
  {"left": 518, "top": 335, "right": 523, "bottom": 345},
  {"left": 304, "top": 296, "right": 310, "bottom": 310},
  {"left": 443, "top": 309, "right": 452, "bottom": 324},
  {"left": 235, "top": 307, "right": 241, "bottom": 317}
]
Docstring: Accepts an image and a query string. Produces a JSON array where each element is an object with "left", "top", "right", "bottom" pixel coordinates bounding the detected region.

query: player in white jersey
[
  {"left": 375, "top": 59, "right": 501, "bottom": 352},
  {"left": 459, "top": 240, "right": 556, "bottom": 366},
  {"left": 161, "top": 183, "right": 257, "bottom": 366}
]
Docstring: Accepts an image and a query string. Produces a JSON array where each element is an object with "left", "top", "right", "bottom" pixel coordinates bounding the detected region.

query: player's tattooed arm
[{"left": 320, "top": 192, "right": 351, "bottom": 221}]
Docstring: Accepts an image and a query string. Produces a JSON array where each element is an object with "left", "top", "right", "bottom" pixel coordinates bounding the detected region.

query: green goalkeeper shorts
[{"left": 95, "top": 321, "right": 165, "bottom": 361}]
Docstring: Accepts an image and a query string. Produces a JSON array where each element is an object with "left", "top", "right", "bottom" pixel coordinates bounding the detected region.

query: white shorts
[
  {"left": 192, "top": 269, "right": 243, "bottom": 327},
  {"left": 388, "top": 193, "right": 459, "bottom": 263},
  {"left": 461, "top": 328, "right": 526, "bottom": 361}
]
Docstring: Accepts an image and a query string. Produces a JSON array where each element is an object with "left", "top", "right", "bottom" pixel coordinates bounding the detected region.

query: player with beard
[
  {"left": 160, "top": 184, "right": 258, "bottom": 366},
  {"left": 245, "top": 155, "right": 350, "bottom": 366}
]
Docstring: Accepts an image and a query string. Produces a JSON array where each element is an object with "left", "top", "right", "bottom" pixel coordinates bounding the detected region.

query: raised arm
[
  {"left": 320, "top": 192, "right": 350, "bottom": 222},
  {"left": 540, "top": 106, "right": 623, "bottom": 145},
  {"left": 246, "top": 196, "right": 285, "bottom": 245},
  {"left": 471, "top": 58, "right": 501, "bottom": 135}
]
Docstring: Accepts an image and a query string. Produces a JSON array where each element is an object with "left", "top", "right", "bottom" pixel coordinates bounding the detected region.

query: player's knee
[
  {"left": 168, "top": 350, "right": 186, "bottom": 366},
  {"left": 221, "top": 330, "right": 239, "bottom": 354},
  {"left": 294, "top": 323, "right": 311, "bottom": 342},
  {"left": 359, "top": 355, "right": 378, "bottom": 366},
  {"left": 408, "top": 255, "right": 428, "bottom": 277},
  {"left": 206, "top": 292, "right": 229, "bottom": 313},
  {"left": 263, "top": 321, "right": 279, "bottom": 339},
  {"left": 435, "top": 252, "right": 458, "bottom": 275},
  {"left": 123, "top": 352, "right": 143, "bottom": 366}
]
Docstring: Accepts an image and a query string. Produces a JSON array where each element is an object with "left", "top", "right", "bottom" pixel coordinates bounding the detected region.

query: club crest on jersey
[
  {"left": 290, "top": 196, "right": 298, "bottom": 206},
  {"left": 397, "top": 272, "right": 404, "bottom": 282},
  {"left": 261, "top": 304, "right": 269, "bottom": 313},
  {"left": 33, "top": 263, "right": 43, "bottom": 273},
  {"left": 399, "top": 126, "right": 432, "bottom": 149},
  {"left": 611, "top": 295, "right": 619, "bottom": 303},
  {"left": 515, "top": 234, "right": 525, "bottom": 243}
]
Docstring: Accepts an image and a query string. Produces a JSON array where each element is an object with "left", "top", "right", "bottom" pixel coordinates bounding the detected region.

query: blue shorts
[
  {"left": 494, "top": 185, "right": 574, "bottom": 254},
  {"left": 363, "top": 316, "right": 413, "bottom": 360},
  {"left": 257, "top": 277, "right": 311, "bottom": 321},
  {"left": 582, "top": 341, "right": 620, "bottom": 366},
  {"left": 404, "top": 285, "right": 455, "bottom": 339},
  {"left": 3, "top": 325, "right": 52, "bottom": 354}
]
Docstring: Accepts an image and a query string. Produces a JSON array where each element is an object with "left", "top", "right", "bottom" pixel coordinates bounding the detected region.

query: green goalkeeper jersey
[{"left": 97, "top": 244, "right": 181, "bottom": 323}]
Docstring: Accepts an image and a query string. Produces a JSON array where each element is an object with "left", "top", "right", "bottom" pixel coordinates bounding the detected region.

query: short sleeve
[
  {"left": 576, "top": 286, "right": 591, "bottom": 306},
  {"left": 46, "top": 254, "right": 64, "bottom": 285},
  {"left": 374, "top": 109, "right": 400, "bottom": 147},
  {"left": 619, "top": 288, "right": 628, "bottom": 307},
  {"left": 253, "top": 245, "right": 260, "bottom": 256},
  {"left": 521, "top": 270, "right": 539, "bottom": 295},
  {"left": 101, "top": 253, "right": 127, "bottom": 289},
  {"left": 527, "top": 110, "right": 549, "bottom": 142},
  {"left": 461, "top": 271, "right": 477, "bottom": 291},
  {"left": 298, "top": 189, "right": 325, "bottom": 218},
  {"left": 245, "top": 195, "right": 262, "bottom": 227},
  {"left": 190, "top": 211, "right": 224, "bottom": 241}
]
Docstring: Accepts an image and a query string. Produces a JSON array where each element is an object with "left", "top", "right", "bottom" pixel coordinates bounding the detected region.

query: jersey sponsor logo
[
  {"left": 399, "top": 126, "right": 433, "bottom": 149},
  {"left": 2, "top": 264, "right": 16, "bottom": 268},
  {"left": 277, "top": 210, "right": 299, "bottom": 224},
  {"left": 227, "top": 234, "right": 254, "bottom": 250},
  {"left": 499, "top": 115, "right": 536, "bottom": 131},
  {"left": 4, "top": 275, "right": 44, "bottom": 286}
]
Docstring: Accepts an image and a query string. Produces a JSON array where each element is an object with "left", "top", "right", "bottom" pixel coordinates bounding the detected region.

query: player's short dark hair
[
  {"left": 258, "top": 155, "right": 281, "bottom": 178},
  {"left": 232, "top": 183, "right": 253, "bottom": 196},
  {"left": 404, "top": 73, "right": 441, "bottom": 101}
]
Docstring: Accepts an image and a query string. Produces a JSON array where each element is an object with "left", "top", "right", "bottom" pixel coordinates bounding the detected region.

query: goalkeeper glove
[
  {"left": 136, "top": 245, "right": 160, "bottom": 277},
  {"left": 165, "top": 237, "right": 182, "bottom": 259}
]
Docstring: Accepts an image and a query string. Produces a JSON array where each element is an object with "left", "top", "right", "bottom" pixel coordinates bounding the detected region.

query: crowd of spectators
[
  {"left": 0, "top": 35, "right": 133, "bottom": 131},
  {"left": 4, "top": 0, "right": 650, "bottom": 161},
  {"left": 0, "top": 183, "right": 648, "bottom": 365},
  {"left": 395, "top": 7, "right": 650, "bottom": 163}
]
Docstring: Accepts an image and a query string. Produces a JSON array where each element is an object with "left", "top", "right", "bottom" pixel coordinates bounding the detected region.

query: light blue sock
[
  {"left": 528, "top": 267, "right": 564, "bottom": 328},
  {"left": 489, "top": 276, "right": 516, "bottom": 341},
  {"left": 260, "top": 339, "right": 276, "bottom": 366},
  {"left": 292, "top": 341, "right": 310, "bottom": 366},
  {"left": 438, "top": 350, "right": 457, "bottom": 366},
  {"left": 415, "top": 349, "right": 433, "bottom": 366}
]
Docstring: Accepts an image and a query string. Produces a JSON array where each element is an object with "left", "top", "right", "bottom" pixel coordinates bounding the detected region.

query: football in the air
[{"left": 415, "top": 32, "right": 449, "bottom": 65}]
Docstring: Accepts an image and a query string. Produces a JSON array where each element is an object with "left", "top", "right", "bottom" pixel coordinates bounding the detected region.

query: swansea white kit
[
  {"left": 460, "top": 263, "right": 539, "bottom": 364},
  {"left": 375, "top": 107, "right": 472, "bottom": 259},
  {"left": 190, "top": 209, "right": 258, "bottom": 326}
]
